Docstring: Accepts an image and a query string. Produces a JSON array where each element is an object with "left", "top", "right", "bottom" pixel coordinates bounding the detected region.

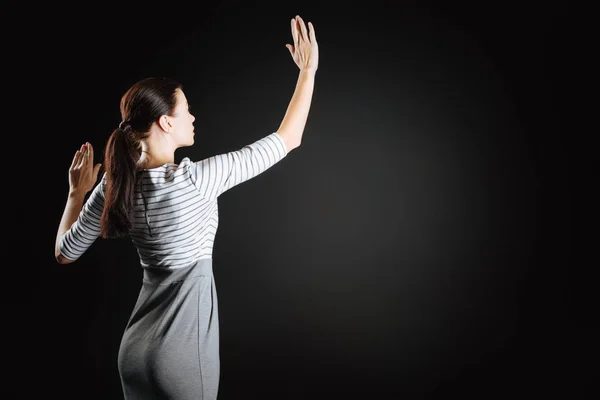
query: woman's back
[{"left": 130, "top": 159, "right": 219, "bottom": 269}]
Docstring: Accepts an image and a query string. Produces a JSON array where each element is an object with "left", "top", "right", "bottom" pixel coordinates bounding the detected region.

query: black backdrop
[{"left": 13, "top": 1, "right": 595, "bottom": 398}]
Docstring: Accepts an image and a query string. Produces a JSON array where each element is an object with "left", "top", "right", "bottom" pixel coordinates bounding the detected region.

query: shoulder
[
  {"left": 176, "top": 157, "right": 195, "bottom": 177},
  {"left": 92, "top": 172, "right": 108, "bottom": 196},
  {"left": 177, "top": 157, "right": 193, "bottom": 170},
  {"left": 179, "top": 157, "right": 192, "bottom": 165}
]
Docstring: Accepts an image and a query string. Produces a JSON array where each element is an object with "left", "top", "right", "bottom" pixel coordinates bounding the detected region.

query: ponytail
[{"left": 100, "top": 126, "right": 140, "bottom": 239}]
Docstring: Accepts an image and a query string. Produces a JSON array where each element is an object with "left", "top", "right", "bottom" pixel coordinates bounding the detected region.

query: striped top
[{"left": 58, "top": 132, "right": 288, "bottom": 269}]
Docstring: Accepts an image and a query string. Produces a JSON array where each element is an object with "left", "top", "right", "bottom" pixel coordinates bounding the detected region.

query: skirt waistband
[{"left": 142, "top": 258, "right": 213, "bottom": 285}]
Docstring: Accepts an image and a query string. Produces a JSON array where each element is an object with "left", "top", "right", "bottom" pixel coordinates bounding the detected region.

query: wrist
[
  {"left": 300, "top": 68, "right": 316, "bottom": 78},
  {"left": 68, "top": 190, "right": 86, "bottom": 200}
]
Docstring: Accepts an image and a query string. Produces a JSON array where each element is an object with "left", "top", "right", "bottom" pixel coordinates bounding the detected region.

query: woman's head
[
  {"left": 100, "top": 76, "right": 195, "bottom": 239},
  {"left": 118, "top": 77, "right": 195, "bottom": 148}
]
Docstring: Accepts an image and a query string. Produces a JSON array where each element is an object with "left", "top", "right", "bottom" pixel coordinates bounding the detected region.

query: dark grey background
[{"left": 14, "top": 0, "right": 595, "bottom": 398}]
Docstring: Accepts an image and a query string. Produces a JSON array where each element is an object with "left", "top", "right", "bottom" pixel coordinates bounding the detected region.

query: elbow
[
  {"left": 286, "top": 142, "right": 300, "bottom": 154},
  {"left": 276, "top": 131, "right": 301, "bottom": 153},
  {"left": 287, "top": 139, "right": 302, "bottom": 153},
  {"left": 55, "top": 236, "right": 76, "bottom": 264},
  {"left": 55, "top": 251, "right": 76, "bottom": 265}
]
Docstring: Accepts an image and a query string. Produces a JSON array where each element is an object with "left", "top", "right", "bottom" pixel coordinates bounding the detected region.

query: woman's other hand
[
  {"left": 286, "top": 15, "right": 319, "bottom": 74},
  {"left": 69, "top": 142, "right": 102, "bottom": 196}
]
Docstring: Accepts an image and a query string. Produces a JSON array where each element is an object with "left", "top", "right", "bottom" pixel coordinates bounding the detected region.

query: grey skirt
[{"left": 117, "top": 258, "right": 220, "bottom": 400}]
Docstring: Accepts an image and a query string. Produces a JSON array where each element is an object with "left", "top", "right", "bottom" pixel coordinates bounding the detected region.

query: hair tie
[{"left": 119, "top": 120, "right": 130, "bottom": 131}]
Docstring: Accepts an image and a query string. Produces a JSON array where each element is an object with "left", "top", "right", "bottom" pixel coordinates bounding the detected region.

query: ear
[{"left": 158, "top": 115, "right": 173, "bottom": 133}]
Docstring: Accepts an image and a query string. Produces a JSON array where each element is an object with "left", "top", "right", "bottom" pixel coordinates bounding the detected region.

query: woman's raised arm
[{"left": 277, "top": 15, "right": 319, "bottom": 150}]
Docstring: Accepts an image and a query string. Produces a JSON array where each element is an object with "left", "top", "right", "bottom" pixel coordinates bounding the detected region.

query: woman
[{"left": 54, "top": 15, "right": 318, "bottom": 400}]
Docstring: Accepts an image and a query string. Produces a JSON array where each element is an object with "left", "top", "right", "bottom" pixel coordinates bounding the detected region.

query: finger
[
  {"left": 87, "top": 142, "right": 94, "bottom": 162},
  {"left": 85, "top": 143, "right": 92, "bottom": 165},
  {"left": 71, "top": 150, "right": 81, "bottom": 168},
  {"left": 82, "top": 145, "right": 90, "bottom": 165},
  {"left": 75, "top": 143, "right": 85, "bottom": 166},
  {"left": 298, "top": 16, "right": 309, "bottom": 43},
  {"left": 78, "top": 146, "right": 88, "bottom": 167},
  {"left": 291, "top": 18, "right": 299, "bottom": 47},
  {"left": 308, "top": 22, "right": 316, "bottom": 43}
]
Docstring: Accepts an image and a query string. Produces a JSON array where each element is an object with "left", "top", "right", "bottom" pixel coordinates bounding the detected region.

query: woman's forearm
[
  {"left": 55, "top": 191, "right": 85, "bottom": 259},
  {"left": 277, "top": 69, "right": 316, "bottom": 150}
]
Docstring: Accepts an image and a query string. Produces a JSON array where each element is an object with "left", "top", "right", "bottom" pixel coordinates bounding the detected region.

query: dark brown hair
[{"left": 100, "top": 77, "right": 182, "bottom": 239}]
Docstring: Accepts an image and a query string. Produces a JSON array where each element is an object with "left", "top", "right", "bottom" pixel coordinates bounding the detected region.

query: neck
[
  {"left": 137, "top": 131, "right": 176, "bottom": 168},
  {"left": 136, "top": 150, "right": 173, "bottom": 169}
]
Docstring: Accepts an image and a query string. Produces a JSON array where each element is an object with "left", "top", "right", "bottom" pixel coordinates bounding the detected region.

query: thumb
[
  {"left": 286, "top": 44, "right": 294, "bottom": 56},
  {"left": 94, "top": 163, "right": 102, "bottom": 177}
]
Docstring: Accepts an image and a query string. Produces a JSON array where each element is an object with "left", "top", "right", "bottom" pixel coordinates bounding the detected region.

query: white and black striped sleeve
[
  {"left": 57, "top": 175, "right": 106, "bottom": 261},
  {"left": 189, "top": 132, "right": 288, "bottom": 200}
]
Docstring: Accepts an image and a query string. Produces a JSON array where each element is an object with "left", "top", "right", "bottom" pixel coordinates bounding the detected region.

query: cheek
[{"left": 177, "top": 119, "right": 190, "bottom": 130}]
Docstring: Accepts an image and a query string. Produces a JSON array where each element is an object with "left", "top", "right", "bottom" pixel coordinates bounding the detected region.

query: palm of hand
[{"left": 69, "top": 142, "right": 102, "bottom": 195}]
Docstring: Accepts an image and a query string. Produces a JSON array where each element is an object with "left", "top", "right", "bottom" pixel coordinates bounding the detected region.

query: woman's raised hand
[
  {"left": 286, "top": 15, "right": 319, "bottom": 74},
  {"left": 69, "top": 142, "right": 102, "bottom": 196}
]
